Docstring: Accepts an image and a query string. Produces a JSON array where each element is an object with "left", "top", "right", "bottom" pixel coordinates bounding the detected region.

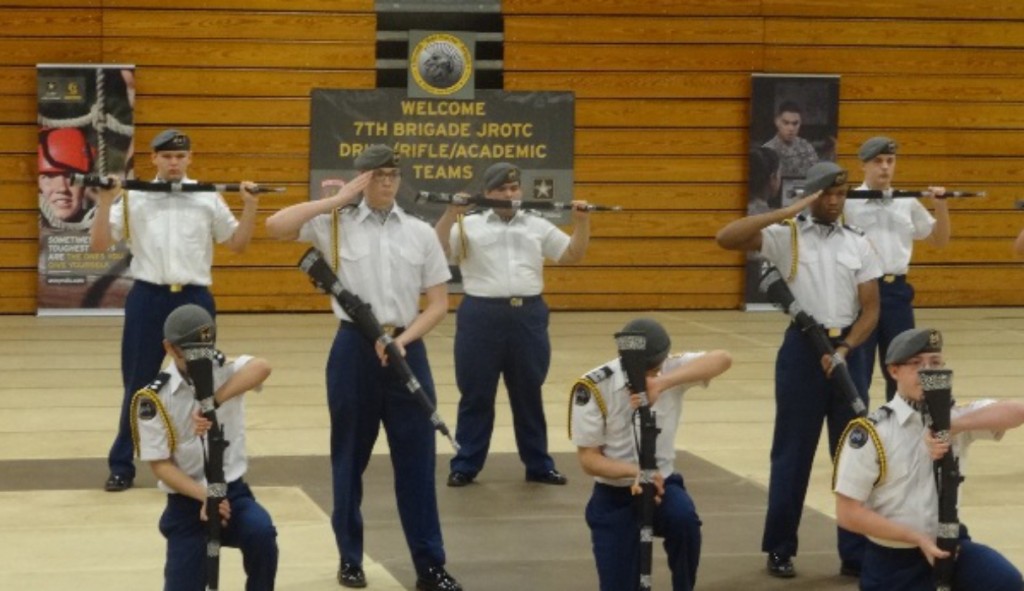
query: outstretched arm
[
  {"left": 951, "top": 400, "right": 1024, "bottom": 435},
  {"left": 1015, "top": 228, "right": 1024, "bottom": 257},
  {"left": 265, "top": 172, "right": 372, "bottom": 241},
  {"left": 715, "top": 192, "right": 820, "bottom": 252},
  {"left": 558, "top": 202, "right": 591, "bottom": 264}
]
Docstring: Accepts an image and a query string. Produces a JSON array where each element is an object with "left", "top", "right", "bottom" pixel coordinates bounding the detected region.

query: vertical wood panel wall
[{"left": 2, "top": 0, "right": 1022, "bottom": 313}]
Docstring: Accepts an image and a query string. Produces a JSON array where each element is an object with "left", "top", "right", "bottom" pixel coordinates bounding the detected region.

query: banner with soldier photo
[
  {"left": 308, "top": 88, "right": 574, "bottom": 225},
  {"left": 745, "top": 74, "right": 840, "bottom": 309},
  {"left": 36, "top": 64, "right": 135, "bottom": 315}
]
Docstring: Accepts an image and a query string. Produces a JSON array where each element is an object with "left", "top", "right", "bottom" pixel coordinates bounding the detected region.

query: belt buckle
[
  {"left": 509, "top": 297, "right": 523, "bottom": 307},
  {"left": 169, "top": 283, "right": 183, "bottom": 293},
  {"left": 827, "top": 327, "right": 842, "bottom": 338},
  {"left": 381, "top": 324, "right": 396, "bottom": 338},
  {"left": 883, "top": 274, "right": 895, "bottom": 283}
]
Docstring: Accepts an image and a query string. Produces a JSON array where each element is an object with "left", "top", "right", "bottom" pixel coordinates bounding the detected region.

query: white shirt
[
  {"left": 136, "top": 355, "right": 256, "bottom": 494},
  {"left": 843, "top": 183, "right": 935, "bottom": 274},
  {"left": 570, "top": 353, "right": 708, "bottom": 487},
  {"left": 448, "top": 209, "right": 571, "bottom": 297},
  {"left": 108, "top": 176, "right": 239, "bottom": 285},
  {"left": 298, "top": 199, "right": 451, "bottom": 326},
  {"left": 834, "top": 395, "right": 1002, "bottom": 547},
  {"left": 761, "top": 216, "right": 882, "bottom": 327}
]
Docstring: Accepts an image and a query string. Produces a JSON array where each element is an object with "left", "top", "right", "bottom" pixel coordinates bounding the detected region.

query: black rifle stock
[
  {"left": 415, "top": 190, "right": 622, "bottom": 211},
  {"left": 184, "top": 346, "right": 226, "bottom": 591},
  {"left": 759, "top": 265, "right": 868, "bottom": 417},
  {"left": 297, "top": 247, "right": 459, "bottom": 452},
  {"left": 615, "top": 330, "right": 659, "bottom": 591},
  {"left": 922, "top": 369, "right": 960, "bottom": 591}
]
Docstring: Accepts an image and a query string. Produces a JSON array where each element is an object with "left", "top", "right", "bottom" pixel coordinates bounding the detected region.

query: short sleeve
[
  {"left": 909, "top": 200, "right": 937, "bottom": 241},
  {"left": 833, "top": 422, "right": 881, "bottom": 502},
  {"left": 211, "top": 193, "right": 240, "bottom": 243},
  {"left": 570, "top": 380, "right": 606, "bottom": 448}
]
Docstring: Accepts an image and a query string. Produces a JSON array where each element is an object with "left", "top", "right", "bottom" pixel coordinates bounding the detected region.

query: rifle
[
  {"left": 615, "top": 330, "right": 660, "bottom": 591},
  {"left": 297, "top": 247, "right": 459, "bottom": 452},
  {"left": 69, "top": 172, "right": 286, "bottom": 194},
  {"left": 922, "top": 368, "right": 961, "bottom": 591},
  {"left": 183, "top": 344, "right": 227, "bottom": 591},
  {"left": 759, "top": 264, "right": 868, "bottom": 417},
  {"left": 416, "top": 190, "right": 623, "bottom": 211}
]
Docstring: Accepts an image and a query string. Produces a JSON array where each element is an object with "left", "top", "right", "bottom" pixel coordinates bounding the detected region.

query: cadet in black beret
[
  {"left": 835, "top": 328, "right": 1024, "bottom": 590},
  {"left": 845, "top": 134, "right": 951, "bottom": 403},
  {"left": 717, "top": 159, "right": 882, "bottom": 577},
  {"left": 433, "top": 163, "right": 593, "bottom": 489},
  {"left": 570, "top": 319, "right": 732, "bottom": 591},
  {"left": 267, "top": 141, "right": 462, "bottom": 590},
  {"left": 90, "top": 127, "right": 260, "bottom": 494}
]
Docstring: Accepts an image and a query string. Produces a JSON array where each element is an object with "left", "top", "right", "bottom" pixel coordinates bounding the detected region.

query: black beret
[
  {"left": 151, "top": 129, "right": 191, "bottom": 152},
  {"left": 164, "top": 304, "right": 216, "bottom": 347},
  {"left": 802, "top": 161, "right": 848, "bottom": 195},
  {"left": 858, "top": 136, "right": 898, "bottom": 161},
  {"left": 483, "top": 162, "right": 520, "bottom": 192},
  {"left": 620, "top": 318, "right": 671, "bottom": 369},
  {"left": 354, "top": 144, "right": 399, "bottom": 170},
  {"left": 885, "top": 328, "right": 943, "bottom": 365}
]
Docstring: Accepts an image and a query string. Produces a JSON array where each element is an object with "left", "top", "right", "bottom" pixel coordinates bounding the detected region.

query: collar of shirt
[
  {"left": 797, "top": 215, "right": 840, "bottom": 236},
  {"left": 889, "top": 395, "right": 923, "bottom": 426},
  {"left": 353, "top": 198, "right": 407, "bottom": 225},
  {"left": 164, "top": 362, "right": 190, "bottom": 397},
  {"left": 483, "top": 207, "right": 523, "bottom": 224}
]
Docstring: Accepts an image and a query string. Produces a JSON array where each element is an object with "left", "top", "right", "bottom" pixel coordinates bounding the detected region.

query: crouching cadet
[
  {"left": 132, "top": 304, "right": 278, "bottom": 590},
  {"left": 569, "top": 318, "right": 732, "bottom": 591}
]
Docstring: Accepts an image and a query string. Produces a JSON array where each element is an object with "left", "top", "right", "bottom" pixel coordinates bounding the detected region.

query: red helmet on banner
[{"left": 38, "top": 128, "right": 94, "bottom": 175}]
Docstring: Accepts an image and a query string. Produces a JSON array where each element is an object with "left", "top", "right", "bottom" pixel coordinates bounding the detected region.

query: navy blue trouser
[
  {"left": 586, "top": 474, "right": 702, "bottom": 591},
  {"left": 762, "top": 324, "right": 869, "bottom": 564},
  {"left": 860, "top": 532, "right": 1023, "bottom": 591},
  {"left": 862, "top": 277, "right": 915, "bottom": 402},
  {"left": 109, "top": 281, "right": 215, "bottom": 479},
  {"left": 159, "top": 480, "right": 278, "bottom": 591},
  {"left": 450, "top": 295, "right": 555, "bottom": 478},
  {"left": 326, "top": 326, "right": 446, "bottom": 575}
]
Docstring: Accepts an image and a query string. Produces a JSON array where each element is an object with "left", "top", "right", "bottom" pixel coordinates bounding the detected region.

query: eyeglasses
[
  {"left": 371, "top": 170, "right": 401, "bottom": 181},
  {"left": 900, "top": 358, "right": 946, "bottom": 370}
]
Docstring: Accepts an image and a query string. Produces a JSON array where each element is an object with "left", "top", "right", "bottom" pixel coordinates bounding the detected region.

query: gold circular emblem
[{"left": 410, "top": 33, "right": 472, "bottom": 96}]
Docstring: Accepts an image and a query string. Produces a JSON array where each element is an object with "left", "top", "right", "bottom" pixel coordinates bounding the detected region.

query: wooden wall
[{"left": 2, "top": 0, "right": 1023, "bottom": 313}]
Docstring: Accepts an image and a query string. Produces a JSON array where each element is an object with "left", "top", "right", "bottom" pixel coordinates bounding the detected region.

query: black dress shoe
[
  {"left": 446, "top": 471, "right": 474, "bottom": 487},
  {"left": 526, "top": 469, "right": 567, "bottom": 485},
  {"left": 839, "top": 560, "right": 861, "bottom": 577},
  {"left": 416, "top": 565, "right": 462, "bottom": 591},
  {"left": 104, "top": 473, "right": 133, "bottom": 492},
  {"left": 766, "top": 553, "right": 795, "bottom": 578},
  {"left": 337, "top": 562, "right": 367, "bottom": 588}
]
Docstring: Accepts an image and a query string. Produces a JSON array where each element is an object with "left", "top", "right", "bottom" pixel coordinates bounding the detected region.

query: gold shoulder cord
[
  {"left": 122, "top": 192, "right": 130, "bottom": 242},
  {"left": 331, "top": 209, "right": 340, "bottom": 272},
  {"left": 567, "top": 378, "right": 608, "bottom": 439},
  {"left": 784, "top": 218, "right": 798, "bottom": 281},
  {"left": 130, "top": 388, "right": 177, "bottom": 458},
  {"left": 832, "top": 417, "right": 887, "bottom": 490},
  {"left": 456, "top": 213, "right": 468, "bottom": 262}
]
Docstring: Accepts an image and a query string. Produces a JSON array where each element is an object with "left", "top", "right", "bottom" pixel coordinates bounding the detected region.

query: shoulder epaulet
[
  {"left": 842, "top": 223, "right": 866, "bottom": 236},
  {"left": 832, "top": 416, "right": 887, "bottom": 490},
  {"left": 130, "top": 372, "right": 175, "bottom": 457},
  {"left": 867, "top": 406, "right": 893, "bottom": 425},
  {"left": 214, "top": 350, "right": 226, "bottom": 367},
  {"left": 567, "top": 365, "right": 612, "bottom": 439}
]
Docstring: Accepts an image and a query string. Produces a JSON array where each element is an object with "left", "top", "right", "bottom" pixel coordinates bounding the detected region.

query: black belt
[
  {"left": 339, "top": 320, "right": 405, "bottom": 339},
  {"left": 467, "top": 295, "right": 542, "bottom": 308},
  {"left": 136, "top": 279, "right": 203, "bottom": 293},
  {"left": 880, "top": 274, "right": 907, "bottom": 284}
]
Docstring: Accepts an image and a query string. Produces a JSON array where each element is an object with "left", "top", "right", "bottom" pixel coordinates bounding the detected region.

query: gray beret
[
  {"left": 151, "top": 129, "right": 191, "bottom": 152},
  {"left": 885, "top": 328, "right": 943, "bottom": 365},
  {"left": 354, "top": 144, "right": 399, "bottom": 170},
  {"left": 858, "top": 136, "right": 898, "bottom": 161},
  {"left": 620, "top": 318, "right": 671, "bottom": 369},
  {"left": 164, "top": 304, "right": 216, "bottom": 347},
  {"left": 483, "top": 162, "right": 520, "bottom": 192},
  {"left": 802, "top": 161, "right": 848, "bottom": 195}
]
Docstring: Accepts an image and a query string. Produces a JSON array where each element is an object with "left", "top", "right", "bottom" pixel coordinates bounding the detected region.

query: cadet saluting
[{"left": 716, "top": 161, "right": 882, "bottom": 578}]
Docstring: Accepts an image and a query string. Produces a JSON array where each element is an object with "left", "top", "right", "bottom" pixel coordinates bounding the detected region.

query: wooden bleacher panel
[{"left": 1, "top": 1, "right": 1022, "bottom": 313}]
